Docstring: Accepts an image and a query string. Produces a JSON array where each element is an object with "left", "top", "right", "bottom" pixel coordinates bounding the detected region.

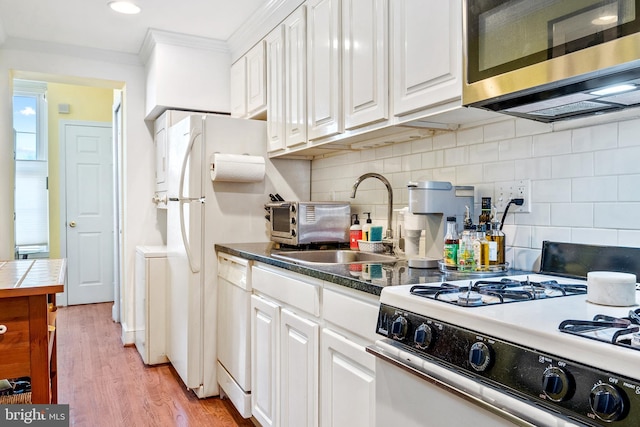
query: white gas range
[{"left": 368, "top": 242, "right": 640, "bottom": 427}]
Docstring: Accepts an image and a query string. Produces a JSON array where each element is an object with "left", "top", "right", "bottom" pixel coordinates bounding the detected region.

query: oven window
[
  {"left": 467, "top": 0, "right": 640, "bottom": 82},
  {"left": 271, "top": 207, "right": 291, "bottom": 233}
]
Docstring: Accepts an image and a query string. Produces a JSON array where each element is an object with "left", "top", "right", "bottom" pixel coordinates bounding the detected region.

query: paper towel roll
[
  {"left": 587, "top": 271, "right": 637, "bottom": 306},
  {"left": 209, "top": 153, "right": 265, "bottom": 182}
]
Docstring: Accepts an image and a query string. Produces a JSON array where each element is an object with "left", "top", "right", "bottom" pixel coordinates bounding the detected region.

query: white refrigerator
[{"left": 166, "top": 114, "right": 309, "bottom": 398}]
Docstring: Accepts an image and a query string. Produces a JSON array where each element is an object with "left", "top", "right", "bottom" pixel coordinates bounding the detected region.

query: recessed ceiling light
[{"left": 108, "top": 1, "right": 141, "bottom": 14}]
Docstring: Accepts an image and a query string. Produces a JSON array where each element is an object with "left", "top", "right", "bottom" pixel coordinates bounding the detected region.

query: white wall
[
  {"left": 0, "top": 41, "right": 163, "bottom": 343},
  {"left": 312, "top": 115, "right": 640, "bottom": 271}
]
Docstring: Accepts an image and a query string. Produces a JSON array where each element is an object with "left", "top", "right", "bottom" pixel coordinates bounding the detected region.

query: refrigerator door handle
[{"left": 179, "top": 129, "right": 202, "bottom": 274}]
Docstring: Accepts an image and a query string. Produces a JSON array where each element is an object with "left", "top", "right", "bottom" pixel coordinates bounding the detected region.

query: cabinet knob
[
  {"left": 0, "top": 325, "right": 7, "bottom": 334},
  {"left": 69, "top": 221, "right": 77, "bottom": 228}
]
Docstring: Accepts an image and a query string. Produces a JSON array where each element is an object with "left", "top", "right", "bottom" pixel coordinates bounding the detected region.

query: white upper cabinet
[
  {"left": 284, "top": 6, "right": 308, "bottom": 148},
  {"left": 246, "top": 41, "right": 268, "bottom": 117},
  {"left": 307, "top": 0, "right": 343, "bottom": 141},
  {"left": 342, "top": 0, "right": 389, "bottom": 130},
  {"left": 391, "top": 0, "right": 462, "bottom": 116},
  {"left": 266, "top": 25, "right": 286, "bottom": 152},
  {"left": 230, "top": 57, "right": 247, "bottom": 118},
  {"left": 231, "top": 41, "right": 267, "bottom": 119}
]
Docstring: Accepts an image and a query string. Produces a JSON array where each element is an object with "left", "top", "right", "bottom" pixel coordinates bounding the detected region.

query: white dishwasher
[{"left": 217, "top": 253, "right": 252, "bottom": 418}]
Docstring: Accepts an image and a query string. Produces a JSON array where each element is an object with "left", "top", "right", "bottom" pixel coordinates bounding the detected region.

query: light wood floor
[{"left": 56, "top": 303, "right": 255, "bottom": 427}]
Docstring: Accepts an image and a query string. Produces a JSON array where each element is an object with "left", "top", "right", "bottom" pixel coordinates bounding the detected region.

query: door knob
[{"left": 69, "top": 221, "right": 77, "bottom": 228}]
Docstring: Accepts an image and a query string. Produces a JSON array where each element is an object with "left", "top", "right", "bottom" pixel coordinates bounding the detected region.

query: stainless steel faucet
[{"left": 350, "top": 173, "right": 393, "bottom": 240}]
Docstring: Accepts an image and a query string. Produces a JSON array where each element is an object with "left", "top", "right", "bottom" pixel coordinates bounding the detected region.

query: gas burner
[
  {"left": 559, "top": 309, "right": 640, "bottom": 350},
  {"left": 409, "top": 276, "right": 587, "bottom": 306}
]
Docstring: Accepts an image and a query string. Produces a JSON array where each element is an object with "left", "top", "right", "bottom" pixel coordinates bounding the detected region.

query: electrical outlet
[{"left": 494, "top": 179, "right": 531, "bottom": 213}]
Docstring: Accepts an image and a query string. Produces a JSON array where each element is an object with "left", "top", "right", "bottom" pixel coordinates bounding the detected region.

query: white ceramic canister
[{"left": 587, "top": 271, "right": 637, "bottom": 306}]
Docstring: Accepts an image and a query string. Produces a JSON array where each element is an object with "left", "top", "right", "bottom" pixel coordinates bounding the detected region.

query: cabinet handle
[{"left": 0, "top": 325, "right": 7, "bottom": 334}]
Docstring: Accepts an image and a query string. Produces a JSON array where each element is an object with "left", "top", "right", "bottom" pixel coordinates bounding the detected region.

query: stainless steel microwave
[
  {"left": 266, "top": 201, "right": 351, "bottom": 246},
  {"left": 462, "top": 0, "right": 640, "bottom": 122}
]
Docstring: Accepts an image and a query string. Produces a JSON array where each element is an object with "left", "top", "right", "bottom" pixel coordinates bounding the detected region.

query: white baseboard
[{"left": 120, "top": 321, "right": 136, "bottom": 345}]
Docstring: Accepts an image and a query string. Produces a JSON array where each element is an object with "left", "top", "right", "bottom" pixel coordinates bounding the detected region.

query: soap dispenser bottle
[
  {"left": 350, "top": 214, "right": 362, "bottom": 250},
  {"left": 362, "top": 212, "right": 372, "bottom": 241}
]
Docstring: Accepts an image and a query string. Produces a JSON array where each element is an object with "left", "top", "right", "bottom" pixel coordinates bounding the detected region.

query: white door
[{"left": 65, "top": 123, "right": 114, "bottom": 305}]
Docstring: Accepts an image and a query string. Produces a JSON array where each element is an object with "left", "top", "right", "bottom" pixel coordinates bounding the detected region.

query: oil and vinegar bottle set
[{"left": 443, "top": 197, "right": 505, "bottom": 271}]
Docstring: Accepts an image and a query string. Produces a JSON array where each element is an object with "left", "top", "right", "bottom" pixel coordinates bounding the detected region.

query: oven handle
[{"left": 366, "top": 344, "right": 538, "bottom": 427}]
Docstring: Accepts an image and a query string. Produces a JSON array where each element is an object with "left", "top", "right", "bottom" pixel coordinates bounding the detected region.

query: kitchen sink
[{"left": 271, "top": 250, "right": 398, "bottom": 265}]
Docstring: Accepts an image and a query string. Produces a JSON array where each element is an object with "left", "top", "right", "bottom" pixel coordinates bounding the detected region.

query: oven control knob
[
  {"left": 542, "top": 367, "right": 573, "bottom": 402},
  {"left": 468, "top": 342, "right": 491, "bottom": 372},
  {"left": 414, "top": 324, "right": 434, "bottom": 349},
  {"left": 391, "top": 316, "right": 409, "bottom": 341},
  {"left": 590, "top": 383, "right": 626, "bottom": 422}
]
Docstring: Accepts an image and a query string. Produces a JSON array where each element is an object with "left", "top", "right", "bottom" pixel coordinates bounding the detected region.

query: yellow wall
[{"left": 47, "top": 83, "right": 113, "bottom": 258}]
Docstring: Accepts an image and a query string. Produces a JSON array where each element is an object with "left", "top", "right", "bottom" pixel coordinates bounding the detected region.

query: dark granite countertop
[{"left": 215, "top": 242, "right": 514, "bottom": 297}]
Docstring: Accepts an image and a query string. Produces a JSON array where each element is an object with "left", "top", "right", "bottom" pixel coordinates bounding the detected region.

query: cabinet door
[
  {"left": 251, "top": 295, "right": 280, "bottom": 427},
  {"left": 284, "top": 6, "right": 308, "bottom": 148},
  {"left": 230, "top": 57, "right": 247, "bottom": 118},
  {"left": 281, "top": 308, "right": 319, "bottom": 427},
  {"left": 307, "top": 0, "right": 343, "bottom": 141},
  {"left": 321, "top": 328, "right": 376, "bottom": 427},
  {"left": 246, "top": 41, "right": 267, "bottom": 117},
  {"left": 392, "top": 0, "right": 461, "bottom": 116},
  {"left": 266, "top": 25, "right": 286, "bottom": 152},
  {"left": 343, "top": 0, "right": 388, "bottom": 130}
]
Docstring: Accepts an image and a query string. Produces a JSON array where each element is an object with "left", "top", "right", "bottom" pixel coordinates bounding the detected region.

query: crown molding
[
  {"left": 139, "top": 28, "right": 229, "bottom": 65},
  {"left": 1, "top": 37, "right": 142, "bottom": 66},
  {"left": 227, "top": 0, "right": 305, "bottom": 63}
]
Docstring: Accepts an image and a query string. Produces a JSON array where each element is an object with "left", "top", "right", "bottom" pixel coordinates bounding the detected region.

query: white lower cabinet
[
  {"left": 321, "top": 328, "right": 376, "bottom": 427},
  {"left": 251, "top": 264, "right": 322, "bottom": 427}
]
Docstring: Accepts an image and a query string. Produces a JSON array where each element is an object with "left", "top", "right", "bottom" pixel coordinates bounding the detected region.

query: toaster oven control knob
[
  {"left": 291, "top": 230, "right": 296, "bottom": 237},
  {"left": 290, "top": 205, "right": 296, "bottom": 213},
  {"left": 542, "top": 367, "right": 573, "bottom": 402},
  {"left": 468, "top": 342, "right": 491, "bottom": 372},
  {"left": 291, "top": 218, "right": 296, "bottom": 225},
  {"left": 590, "top": 383, "right": 626, "bottom": 422},
  {"left": 391, "top": 316, "right": 408, "bottom": 341},
  {"left": 414, "top": 324, "right": 433, "bottom": 349}
]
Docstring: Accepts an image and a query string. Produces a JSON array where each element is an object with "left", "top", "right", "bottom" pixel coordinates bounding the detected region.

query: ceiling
[{"left": 0, "top": 0, "right": 266, "bottom": 55}]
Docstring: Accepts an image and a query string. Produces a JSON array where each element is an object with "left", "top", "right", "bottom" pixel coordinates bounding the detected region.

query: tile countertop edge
[{"left": 215, "top": 243, "right": 385, "bottom": 297}]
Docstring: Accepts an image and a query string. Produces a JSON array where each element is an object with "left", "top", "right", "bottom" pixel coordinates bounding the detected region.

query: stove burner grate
[
  {"left": 559, "top": 309, "right": 640, "bottom": 351},
  {"left": 409, "top": 277, "right": 587, "bottom": 306}
]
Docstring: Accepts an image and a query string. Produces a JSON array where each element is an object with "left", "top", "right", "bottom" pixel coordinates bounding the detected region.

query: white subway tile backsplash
[
  {"left": 618, "top": 230, "right": 640, "bottom": 247},
  {"left": 411, "top": 137, "right": 433, "bottom": 153},
  {"left": 433, "top": 132, "right": 456, "bottom": 150},
  {"left": 595, "top": 146, "right": 640, "bottom": 175},
  {"left": 550, "top": 203, "right": 593, "bottom": 227},
  {"left": 515, "top": 118, "right": 553, "bottom": 137},
  {"left": 551, "top": 152, "right": 594, "bottom": 178},
  {"left": 444, "top": 146, "right": 468, "bottom": 166},
  {"left": 594, "top": 203, "right": 640, "bottom": 229},
  {"left": 532, "top": 130, "right": 572, "bottom": 157},
  {"left": 482, "top": 161, "right": 515, "bottom": 182},
  {"left": 498, "top": 136, "right": 532, "bottom": 160},
  {"left": 618, "top": 118, "right": 640, "bottom": 147},
  {"left": 484, "top": 119, "right": 515, "bottom": 142},
  {"left": 311, "top": 112, "right": 640, "bottom": 260},
  {"left": 531, "top": 227, "right": 571, "bottom": 249},
  {"left": 533, "top": 179, "right": 571, "bottom": 202},
  {"left": 571, "top": 228, "right": 618, "bottom": 245},
  {"left": 421, "top": 150, "right": 444, "bottom": 169},
  {"left": 619, "top": 175, "right": 640, "bottom": 201},
  {"left": 514, "top": 158, "right": 552, "bottom": 180},
  {"left": 468, "top": 141, "right": 499, "bottom": 164},
  {"left": 572, "top": 176, "right": 617, "bottom": 202},
  {"left": 571, "top": 123, "right": 617, "bottom": 152},
  {"left": 456, "top": 126, "right": 484, "bottom": 146}
]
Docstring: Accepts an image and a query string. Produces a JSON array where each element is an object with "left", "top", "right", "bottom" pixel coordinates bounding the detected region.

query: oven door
[
  {"left": 267, "top": 203, "right": 294, "bottom": 243},
  {"left": 368, "top": 340, "right": 580, "bottom": 427}
]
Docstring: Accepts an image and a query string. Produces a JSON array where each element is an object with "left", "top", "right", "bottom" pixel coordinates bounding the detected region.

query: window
[{"left": 13, "top": 80, "right": 49, "bottom": 257}]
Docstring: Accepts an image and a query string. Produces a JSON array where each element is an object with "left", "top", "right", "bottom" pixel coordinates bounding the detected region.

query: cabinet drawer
[
  {"left": 323, "top": 287, "right": 380, "bottom": 343},
  {"left": 0, "top": 298, "right": 31, "bottom": 378},
  {"left": 252, "top": 264, "right": 321, "bottom": 317}
]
